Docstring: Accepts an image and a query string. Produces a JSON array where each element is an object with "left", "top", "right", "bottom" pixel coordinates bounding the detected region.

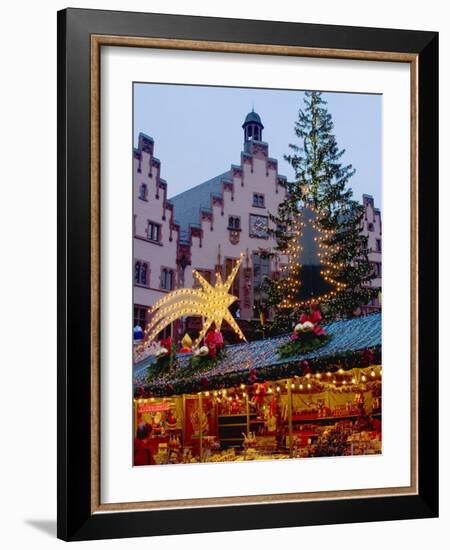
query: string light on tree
[
  {"left": 266, "top": 90, "right": 378, "bottom": 326},
  {"left": 277, "top": 205, "right": 346, "bottom": 310}
]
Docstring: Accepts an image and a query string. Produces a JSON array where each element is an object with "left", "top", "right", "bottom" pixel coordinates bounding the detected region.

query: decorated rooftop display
[{"left": 134, "top": 312, "right": 381, "bottom": 397}]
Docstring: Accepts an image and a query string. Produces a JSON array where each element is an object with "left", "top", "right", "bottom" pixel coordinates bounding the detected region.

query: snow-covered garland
[{"left": 277, "top": 306, "right": 331, "bottom": 358}]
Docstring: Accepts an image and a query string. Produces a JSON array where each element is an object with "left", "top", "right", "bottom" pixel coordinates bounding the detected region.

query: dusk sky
[{"left": 133, "top": 83, "right": 381, "bottom": 207}]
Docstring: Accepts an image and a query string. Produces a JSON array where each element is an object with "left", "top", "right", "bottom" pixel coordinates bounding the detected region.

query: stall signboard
[{"left": 137, "top": 402, "right": 171, "bottom": 414}]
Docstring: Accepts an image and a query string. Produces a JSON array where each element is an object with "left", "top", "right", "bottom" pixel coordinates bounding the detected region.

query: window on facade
[
  {"left": 161, "top": 268, "right": 174, "bottom": 290},
  {"left": 368, "top": 222, "right": 375, "bottom": 232},
  {"left": 278, "top": 263, "right": 288, "bottom": 279},
  {"left": 252, "top": 253, "right": 270, "bottom": 316},
  {"left": 134, "top": 260, "right": 149, "bottom": 286},
  {"left": 139, "top": 183, "right": 147, "bottom": 200},
  {"left": 147, "top": 221, "right": 161, "bottom": 242},
  {"left": 252, "top": 193, "right": 265, "bottom": 208},
  {"left": 140, "top": 263, "right": 148, "bottom": 286},
  {"left": 134, "top": 261, "right": 141, "bottom": 284},
  {"left": 134, "top": 306, "right": 147, "bottom": 329},
  {"left": 376, "top": 239, "right": 382, "bottom": 252},
  {"left": 253, "top": 253, "right": 270, "bottom": 287},
  {"left": 228, "top": 216, "right": 241, "bottom": 230},
  {"left": 225, "top": 258, "right": 240, "bottom": 297},
  {"left": 371, "top": 262, "right": 382, "bottom": 278},
  {"left": 275, "top": 223, "right": 287, "bottom": 245},
  {"left": 193, "top": 269, "right": 212, "bottom": 288}
]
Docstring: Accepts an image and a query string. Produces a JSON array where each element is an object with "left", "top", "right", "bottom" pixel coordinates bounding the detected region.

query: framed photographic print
[{"left": 57, "top": 8, "right": 439, "bottom": 541}]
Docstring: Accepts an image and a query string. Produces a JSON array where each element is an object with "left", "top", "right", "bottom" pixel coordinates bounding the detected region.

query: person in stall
[{"left": 134, "top": 422, "right": 153, "bottom": 466}]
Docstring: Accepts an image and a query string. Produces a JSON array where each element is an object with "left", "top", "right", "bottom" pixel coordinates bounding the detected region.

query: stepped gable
[
  {"left": 169, "top": 171, "right": 231, "bottom": 244},
  {"left": 134, "top": 132, "right": 180, "bottom": 241},
  {"left": 170, "top": 159, "right": 286, "bottom": 246}
]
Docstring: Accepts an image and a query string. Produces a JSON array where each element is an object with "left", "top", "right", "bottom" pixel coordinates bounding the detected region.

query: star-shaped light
[{"left": 144, "top": 252, "right": 247, "bottom": 347}]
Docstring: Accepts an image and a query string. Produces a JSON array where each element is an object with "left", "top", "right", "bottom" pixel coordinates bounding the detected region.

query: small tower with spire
[{"left": 242, "top": 108, "right": 264, "bottom": 152}]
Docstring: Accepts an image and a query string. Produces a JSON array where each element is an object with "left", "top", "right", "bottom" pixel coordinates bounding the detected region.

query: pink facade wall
[
  {"left": 183, "top": 141, "right": 288, "bottom": 320},
  {"left": 133, "top": 134, "right": 179, "bottom": 326},
  {"left": 361, "top": 194, "right": 382, "bottom": 312}
]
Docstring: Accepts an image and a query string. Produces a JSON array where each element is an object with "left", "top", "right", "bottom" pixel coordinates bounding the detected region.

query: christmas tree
[{"left": 266, "top": 91, "right": 377, "bottom": 329}]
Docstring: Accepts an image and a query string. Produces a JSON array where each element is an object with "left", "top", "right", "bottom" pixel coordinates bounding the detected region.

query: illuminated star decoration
[{"left": 143, "top": 252, "right": 247, "bottom": 348}]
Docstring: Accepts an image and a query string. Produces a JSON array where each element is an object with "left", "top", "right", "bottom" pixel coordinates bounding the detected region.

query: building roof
[
  {"left": 134, "top": 312, "right": 381, "bottom": 396},
  {"left": 169, "top": 171, "right": 230, "bottom": 234},
  {"left": 243, "top": 110, "right": 263, "bottom": 126}
]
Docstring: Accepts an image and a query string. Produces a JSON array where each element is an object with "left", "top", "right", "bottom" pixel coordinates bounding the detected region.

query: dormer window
[
  {"left": 252, "top": 193, "right": 265, "bottom": 208},
  {"left": 139, "top": 183, "right": 148, "bottom": 200}
]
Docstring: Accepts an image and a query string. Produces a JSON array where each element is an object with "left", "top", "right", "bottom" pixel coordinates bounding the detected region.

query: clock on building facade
[{"left": 249, "top": 214, "right": 269, "bottom": 238}]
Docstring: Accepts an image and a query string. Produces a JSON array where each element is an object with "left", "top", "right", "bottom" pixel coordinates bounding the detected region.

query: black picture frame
[{"left": 57, "top": 8, "right": 438, "bottom": 541}]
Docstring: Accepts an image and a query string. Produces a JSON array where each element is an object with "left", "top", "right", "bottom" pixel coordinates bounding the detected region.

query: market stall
[{"left": 133, "top": 313, "right": 382, "bottom": 465}]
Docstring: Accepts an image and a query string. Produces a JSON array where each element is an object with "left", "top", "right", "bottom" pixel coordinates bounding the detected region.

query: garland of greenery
[
  {"left": 146, "top": 349, "right": 228, "bottom": 384},
  {"left": 146, "top": 346, "right": 178, "bottom": 378},
  {"left": 175, "top": 349, "right": 228, "bottom": 380},
  {"left": 278, "top": 334, "right": 331, "bottom": 358},
  {"left": 135, "top": 345, "right": 381, "bottom": 398}
]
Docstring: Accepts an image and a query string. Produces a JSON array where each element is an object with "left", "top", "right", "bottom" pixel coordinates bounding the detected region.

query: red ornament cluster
[
  {"left": 292, "top": 305, "right": 327, "bottom": 340},
  {"left": 204, "top": 330, "right": 224, "bottom": 359},
  {"left": 160, "top": 336, "right": 172, "bottom": 350}
]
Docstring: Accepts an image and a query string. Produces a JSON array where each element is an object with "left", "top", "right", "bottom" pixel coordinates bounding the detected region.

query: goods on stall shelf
[{"left": 133, "top": 367, "right": 382, "bottom": 465}]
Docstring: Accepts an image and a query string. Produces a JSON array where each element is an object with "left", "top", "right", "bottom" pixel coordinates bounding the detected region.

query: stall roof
[{"left": 134, "top": 312, "right": 381, "bottom": 396}]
